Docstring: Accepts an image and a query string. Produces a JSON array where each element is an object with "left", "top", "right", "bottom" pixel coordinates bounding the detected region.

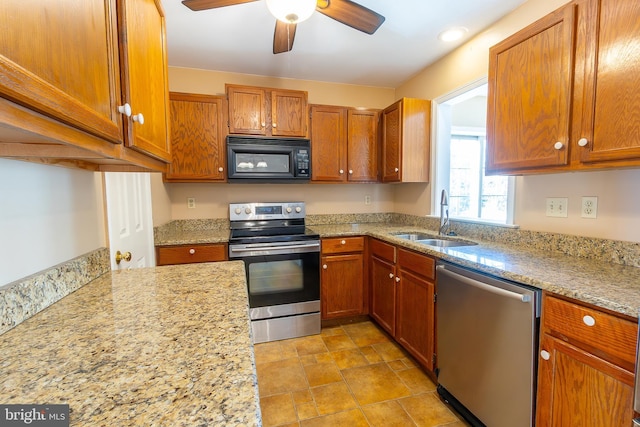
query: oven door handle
[{"left": 230, "top": 242, "right": 320, "bottom": 253}]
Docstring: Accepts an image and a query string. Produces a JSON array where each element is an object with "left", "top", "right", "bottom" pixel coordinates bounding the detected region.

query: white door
[{"left": 104, "top": 172, "right": 155, "bottom": 270}]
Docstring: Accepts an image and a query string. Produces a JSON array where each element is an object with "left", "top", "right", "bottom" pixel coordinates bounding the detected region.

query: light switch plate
[{"left": 546, "top": 197, "right": 568, "bottom": 217}]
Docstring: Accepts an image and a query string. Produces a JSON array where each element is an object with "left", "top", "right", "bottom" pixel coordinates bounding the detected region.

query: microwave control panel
[
  {"left": 295, "top": 149, "right": 310, "bottom": 177},
  {"left": 229, "top": 202, "right": 306, "bottom": 221}
]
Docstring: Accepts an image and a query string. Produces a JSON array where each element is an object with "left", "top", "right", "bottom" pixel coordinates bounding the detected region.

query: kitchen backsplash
[{"left": 0, "top": 248, "right": 110, "bottom": 335}]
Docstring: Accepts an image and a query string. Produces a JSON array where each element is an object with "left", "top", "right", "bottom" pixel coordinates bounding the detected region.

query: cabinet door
[
  {"left": 119, "top": 0, "right": 171, "bottom": 162},
  {"left": 348, "top": 109, "right": 379, "bottom": 182},
  {"left": 311, "top": 105, "right": 347, "bottom": 182},
  {"left": 396, "top": 269, "right": 435, "bottom": 371},
  {"left": 271, "top": 89, "right": 308, "bottom": 137},
  {"left": 0, "top": 0, "right": 124, "bottom": 144},
  {"left": 321, "top": 253, "right": 364, "bottom": 319},
  {"left": 370, "top": 255, "right": 396, "bottom": 335},
  {"left": 536, "top": 334, "right": 635, "bottom": 427},
  {"left": 486, "top": 4, "right": 575, "bottom": 173},
  {"left": 227, "top": 86, "right": 267, "bottom": 135},
  {"left": 381, "top": 100, "right": 401, "bottom": 182},
  {"left": 578, "top": 0, "right": 640, "bottom": 163},
  {"left": 166, "top": 93, "right": 226, "bottom": 181}
]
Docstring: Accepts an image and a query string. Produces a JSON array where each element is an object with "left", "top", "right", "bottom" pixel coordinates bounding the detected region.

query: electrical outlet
[
  {"left": 581, "top": 196, "right": 598, "bottom": 219},
  {"left": 187, "top": 197, "right": 196, "bottom": 209},
  {"left": 546, "top": 197, "right": 568, "bottom": 218},
  {"left": 364, "top": 195, "right": 372, "bottom": 205}
]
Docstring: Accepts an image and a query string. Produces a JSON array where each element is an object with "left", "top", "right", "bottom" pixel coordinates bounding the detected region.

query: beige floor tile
[
  {"left": 330, "top": 348, "right": 369, "bottom": 370},
  {"left": 299, "top": 354, "right": 317, "bottom": 366},
  {"left": 372, "top": 341, "right": 407, "bottom": 362},
  {"left": 260, "top": 393, "right": 298, "bottom": 427},
  {"left": 295, "top": 401, "right": 319, "bottom": 420},
  {"left": 291, "top": 389, "right": 313, "bottom": 405},
  {"left": 399, "top": 393, "right": 459, "bottom": 427},
  {"left": 254, "top": 341, "right": 298, "bottom": 365},
  {"left": 402, "top": 357, "right": 418, "bottom": 368},
  {"left": 396, "top": 368, "right": 437, "bottom": 394},
  {"left": 276, "top": 423, "right": 300, "bottom": 427},
  {"left": 361, "top": 400, "right": 416, "bottom": 427},
  {"left": 256, "top": 357, "right": 309, "bottom": 396},
  {"left": 311, "top": 381, "right": 358, "bottom": 415},
  {"left": 359, "top": 345, "right": 383, "bottom": 364},
  {"left": 320, "top": 326, "right": 346, "bottom": 336},
  {"left": 387, "top": 360, "right": 407, "bottom": 371},
  {"left": 313, "top": 352, "right": 334, "bottom": 364},
  {"left": 322, "top": 334, "right": 357, "bottom": 352},
  {"left": 342, "top": 362, "right": 411, "bottom": 406},
  {"left": 300, "top": 408, "right": 370, "bottom": 427},
  {"left": 303, "top": 362, "right": 343, "bottom": 387},
  {"left": 343, "top": 322, "right": 389, "bottom": 347},
  {"left": 293, "top": 335, "right": 329, "bottom": 356}
]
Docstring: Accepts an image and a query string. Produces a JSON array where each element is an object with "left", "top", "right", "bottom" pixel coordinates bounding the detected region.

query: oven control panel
[{"left": 229, "top": 202, "right": 306, "bottom": 221}]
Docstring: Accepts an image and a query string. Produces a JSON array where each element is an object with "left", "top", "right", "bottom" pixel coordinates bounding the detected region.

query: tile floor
[{"left": 254, "top": 320, "right": 470, "bottom": 427}]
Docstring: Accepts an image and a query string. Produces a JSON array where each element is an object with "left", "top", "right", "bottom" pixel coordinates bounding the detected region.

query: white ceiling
[{"left": 163, "top": 0, "right": 526, "bottom": 88}]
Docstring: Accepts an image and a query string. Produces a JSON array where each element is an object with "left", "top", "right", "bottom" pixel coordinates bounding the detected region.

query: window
[{"left": 434, "top": 80, "right": 514, "bottom": 224}]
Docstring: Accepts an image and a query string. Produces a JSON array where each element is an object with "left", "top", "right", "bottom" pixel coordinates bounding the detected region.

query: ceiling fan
[{"left": 181, "top": 0, "right": 386, "bottom": 54}]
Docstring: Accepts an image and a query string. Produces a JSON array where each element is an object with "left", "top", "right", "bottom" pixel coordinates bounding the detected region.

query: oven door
[{"left": 229, "top": 240, "right": 320, "bottom": 309}]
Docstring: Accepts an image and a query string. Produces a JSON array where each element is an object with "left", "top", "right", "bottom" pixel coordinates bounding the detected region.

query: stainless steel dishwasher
[{"left": 436, "top": 262, "right": 541, "bottom": 427}]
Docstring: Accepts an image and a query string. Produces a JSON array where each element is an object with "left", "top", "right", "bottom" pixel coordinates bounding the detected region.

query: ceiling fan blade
[
  {"left": 316, "top": 0, "right": 385, "bottom": 35},
  {"left": 182, "top": 0, "right": 258, "bottom": 12},
  {"left": 273, "top": 21, "right": 297, "bottom": 54}
]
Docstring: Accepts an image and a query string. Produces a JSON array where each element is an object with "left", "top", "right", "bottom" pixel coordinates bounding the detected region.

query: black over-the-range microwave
[{"left": 226, "top": 136, "right": 311, "bottom": 183}]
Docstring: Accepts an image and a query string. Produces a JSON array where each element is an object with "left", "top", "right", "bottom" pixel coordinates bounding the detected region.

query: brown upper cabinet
[
  {"left": 226, "top": 84, "right": 308, "bottom": 138},
  {"left": 0, "top": 0, "right": 171, "bottom": 172},
  {"left": 310, "top": 105, "right": 379, "bottom": 183},
  {"left": 381, "top": 98, "right": 431, "bottom": 183},
  {"left": 165, "top": 93, "right": 227, "bottom": 182},
  {"left": 487, "top": 0, "right": 640, "bottom": 174}
]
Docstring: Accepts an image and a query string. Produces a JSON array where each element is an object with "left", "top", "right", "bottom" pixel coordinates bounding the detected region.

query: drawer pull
[
  {"left": 189, "top": 248, "right": 196, "bottom": 255},
  {"left": 389, "top": 273, "right": 394, "bottom": 279},
  {"left": 395, "top": 276, "right": 400, "bottom": 282},
  {"left": 583, "top": 315, "right": 596, "bottom": 327},
  {"left": 341, "top": 240, "right": 346, "bottom": 245},
  {"left": 323, "top": 264, "right": 327, "bottom": 269},
  {"left": 540, "top": 350, "right": 550, "bottom": 360}
]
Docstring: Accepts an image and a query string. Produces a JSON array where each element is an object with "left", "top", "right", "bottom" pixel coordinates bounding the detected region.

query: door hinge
[
  {"left": 433, "top": 293, "right": 437, "bottom": 303},
  {"left": 432, "top": 353, "right": 437, "bottom": 365}
]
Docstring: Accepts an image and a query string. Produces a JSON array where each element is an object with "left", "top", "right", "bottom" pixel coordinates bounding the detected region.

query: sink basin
[
  {"left": 416, "top": 239, "right": 477, "bottom": 248},
  {"left": 391, "top": 232, "right": 435, "bottom": 241}
]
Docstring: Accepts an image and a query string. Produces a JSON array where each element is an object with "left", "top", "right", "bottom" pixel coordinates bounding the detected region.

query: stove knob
[
  {"left": 286, "top": 207, "right": 293, "bottom": 213},
  {"left": 244, "top": 207, "right": 252, "bottom": 215},
  {"left": 234, "top": 208, "right": 242, "bottom": 215},
  {"left": 295, "top": 206, "right": 302, "bottom": 213}
]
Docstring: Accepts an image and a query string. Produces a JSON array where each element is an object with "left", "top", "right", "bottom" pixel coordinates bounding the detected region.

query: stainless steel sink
[
  {"left": 417, "top": 239, "right": 477, "bottom": 248},
  {"left": 391, "top": 232, "right": 435, "bottom": 241}
]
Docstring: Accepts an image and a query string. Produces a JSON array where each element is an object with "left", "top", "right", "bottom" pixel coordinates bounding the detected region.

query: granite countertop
[
  {"left": 155, "top": 229, "right": 230, "bottom": 246},
  {"left": 0, "top": 262, "right": 261, "bottom": 427}
]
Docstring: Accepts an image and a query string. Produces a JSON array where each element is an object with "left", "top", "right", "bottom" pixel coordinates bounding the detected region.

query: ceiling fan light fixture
[
  {"left": 266, "top": 0, "right": 317, "bottom": 24},
  {"left": 438, "top": 27, "right": 469, "bottom": 42}
]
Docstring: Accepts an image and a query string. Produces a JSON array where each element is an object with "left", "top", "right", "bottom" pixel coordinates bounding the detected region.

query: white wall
[{"left": 0, "top": 159, "right": 106, "bottom": 286}]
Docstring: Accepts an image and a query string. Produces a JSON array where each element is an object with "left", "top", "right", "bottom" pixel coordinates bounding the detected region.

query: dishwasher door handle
[{"left": 437, "top": 266, "right": 531, "bottom": 303}]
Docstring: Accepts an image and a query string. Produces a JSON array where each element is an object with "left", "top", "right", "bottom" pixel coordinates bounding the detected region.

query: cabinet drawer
[
  {"left": 398, "top": 248, "right": 435, "bottom": 280},
  {"left": 322, "top": 237, "right": 365, "bottom": 254},
  {"left": 156, "top": 244, "right": 227, "bottom": 266},
  {"left": 543, "top": 295, "right": 638, "bottom": 368},
  {"left": 369, "top": 238, "right": 396, "bottom": 263}
]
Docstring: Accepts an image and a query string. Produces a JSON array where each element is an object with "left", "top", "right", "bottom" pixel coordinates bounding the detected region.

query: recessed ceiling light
[{"left": 438, "top": 27, "right": 469, "bottom": 42}]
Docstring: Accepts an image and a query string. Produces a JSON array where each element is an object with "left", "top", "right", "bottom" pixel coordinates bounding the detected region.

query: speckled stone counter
[
  {"left": 309, "top": 223, "right": 640, "bottom": 318},
  {"left": 0, "top": 262, "right": 261, "bottom": 427}
]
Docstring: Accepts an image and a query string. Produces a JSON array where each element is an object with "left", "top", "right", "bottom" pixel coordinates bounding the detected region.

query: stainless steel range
[{"left": 228, "top": 202, "right": 321, "bottom": 344}]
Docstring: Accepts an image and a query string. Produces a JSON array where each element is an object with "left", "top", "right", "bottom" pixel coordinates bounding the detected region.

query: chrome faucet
[{"left": 439, "top": 189, "right": 450, "bottom": 236}]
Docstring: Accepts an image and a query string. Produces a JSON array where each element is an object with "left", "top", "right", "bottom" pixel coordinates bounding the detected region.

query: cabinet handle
[
  {"left": 341, "top": 240, "right": 346, "bottom": 245},
  {"left": 389, "top": 273, "right": 394, "bottom": 279},
  {"left": 540, "top": 350, "right": 550, "bottom": 360},
  {"left": 117, "top": 103, "right": 132, "bottom": 117},
  {"left": 189, "top": 248, "right": 196, "bottom": 255},
  {"left": 553, "top": 141, "right": 564, "bottom": 150},
  {"left": 132, "top": 113, "right": 145, "bottom": 125},
  {"left": 261, "top": 122, "right": 266, "bottom": 128},
  {"left": 323, "top": 264, "right": 328, "bottom": 269},
  {"left": 339, "top": 169, "right": 344, "bottom": 174},
  {"left": 395, "top": 276, "right": 400, "bottom": 282},
  {"left": 349, "top": 169, "right": 353, "bottom": 175},
  {"left": 272, "top": 123, "right": 277, "bottom": 128},
  {"left": 394, "top": 167, "right": 399, "bottom": 172},
  {"left": 583, "top": 315, "right": 596, "bottom": 326},
  {"left": 218, "top": 167, "right": 224, "bottom": 172},
  {"left": 577, "top": 138, "right": 589, "bottom": 147}
]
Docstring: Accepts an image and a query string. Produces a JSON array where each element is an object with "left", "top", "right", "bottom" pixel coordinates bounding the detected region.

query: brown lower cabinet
[
  {"left": 155, "top": 243, "right": 227, "bottom": 266},
  {"left": 320, "top": 237, "right": 366, "bottom": 319},
  {"left": 536, "top": 293, "right": 638, "bottom": 426},
  {"left": 369, "top": 238, "right": 436, "bottom": 372}
]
